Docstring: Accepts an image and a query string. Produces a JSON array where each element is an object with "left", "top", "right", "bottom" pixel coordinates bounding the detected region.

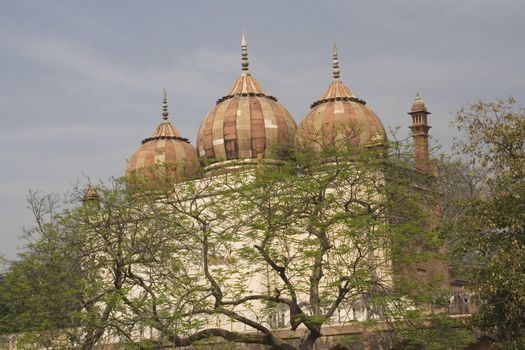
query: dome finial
[
  {"left": 332, "top": 41, "right": 340, "bottom": 79},
  {"left": 332, "top": 42, "right": 340, "bottom": 80},
  {"left": 241, "top": 31, "right": 249, "bottom": 73},
  {"left": 162, "top": 88, "right": 169, "bottom": 121}
]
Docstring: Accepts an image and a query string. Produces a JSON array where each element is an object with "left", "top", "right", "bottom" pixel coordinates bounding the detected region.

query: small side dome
[
  {"left": 296, "top": 44, "right": 386, "bottom": 152},
  {"left": 82, "top": 186, "right": 100, "bottom": 203},
  {"left": 126, "top": 91, "right": 198, "bottom": 185},
  {"left": 196, "top": 33, "right": 296, "bottom": 166}
]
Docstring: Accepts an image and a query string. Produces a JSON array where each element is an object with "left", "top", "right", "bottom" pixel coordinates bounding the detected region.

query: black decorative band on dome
[
  {"left": 141, "top": 136, "right": 191, "bottom": 144},
  {"left": 216, "top": 92, "right": 278, "bottom": 105},
  {"left": 310, "top": 96, "right": 366, "bottom": 109}
]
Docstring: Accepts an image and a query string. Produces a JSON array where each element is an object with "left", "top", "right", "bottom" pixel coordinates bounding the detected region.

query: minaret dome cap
[
  {"left": 82, "top": 186, "right": 100, "bottom": 202},
  {"left": 409, "top": 94, "right": 431, "bottom": 115}
]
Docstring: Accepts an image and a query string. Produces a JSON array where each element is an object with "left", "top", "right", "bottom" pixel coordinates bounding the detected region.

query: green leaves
[
  {"left": 449, "top": 97, "right": 525, "bottom": 348},
  {"left": 0, "top": 141, "right": 461, "bottom": 350}
]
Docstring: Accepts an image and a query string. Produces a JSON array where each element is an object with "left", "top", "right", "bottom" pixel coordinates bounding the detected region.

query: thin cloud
[
  {"left": 1, "top": 33, "right": 140, "bottom": 86},
  {"left": 0, "top": 124, "right": 131, "bottom": 144},
  {"left": 0, "top": 32, "right": 240, "bottom": 98}
]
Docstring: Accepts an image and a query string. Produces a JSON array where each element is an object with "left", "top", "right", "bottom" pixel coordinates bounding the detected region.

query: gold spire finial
[
  {"left": 241, "top": 31, "right": 249, "bottom": 72},
  {"left": 332, "top": 42, "right": 340, "bottom": 79},
  {"left": 162, "top": 88, "right": 169, "bottom": 120}
]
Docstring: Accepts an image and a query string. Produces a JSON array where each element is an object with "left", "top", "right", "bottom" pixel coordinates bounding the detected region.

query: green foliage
[
  {"left": 395, "top": 313, "right": 474, "bottom": 350},
  {"left": 450, "top": 97, "right": 525, "bottom": 348},
  {"left": 0, "top": 192, "right": 83, "bottom": 337},
  {"left": 0, "top": 143, "right": 464, "bottom": 349}
]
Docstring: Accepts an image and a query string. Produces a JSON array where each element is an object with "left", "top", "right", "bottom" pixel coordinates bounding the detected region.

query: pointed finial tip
[
  {"left": 241, "top": 31, "right": 249, "bottom": 72},
  {"left": 332, "top": 41, "right": 340, "bottom": 80},
  {"left": 162, "top": 88, "right": 169, "bottom": 120}
]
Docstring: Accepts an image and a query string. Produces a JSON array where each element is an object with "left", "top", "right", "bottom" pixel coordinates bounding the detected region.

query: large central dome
[{"left": 197, "top": 33, "right": 296, "bottom": 165}]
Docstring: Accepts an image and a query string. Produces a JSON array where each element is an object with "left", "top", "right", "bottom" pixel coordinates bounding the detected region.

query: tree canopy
[
  {"left": 0, "top": 144, "right": 470, "bottom": 350},
  {"left": 448, "top": 97, "right": 525, "bottom": 349}
]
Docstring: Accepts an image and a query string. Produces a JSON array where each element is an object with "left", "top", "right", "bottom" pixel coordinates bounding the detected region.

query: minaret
[{"left": 408, "top": 94, "right": 431, "bottom": 173}]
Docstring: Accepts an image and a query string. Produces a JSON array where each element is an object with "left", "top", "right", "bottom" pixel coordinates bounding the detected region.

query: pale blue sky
[{"left": 1, "top": 0, "right": 524, "bottom": 260}]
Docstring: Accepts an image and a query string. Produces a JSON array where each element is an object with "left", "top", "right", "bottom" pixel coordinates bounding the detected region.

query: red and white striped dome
[
  {"left": 296, "top": 45, "right": 386, "bottom": 152},
  {"left": 197, "top": 33, "right": 296, "bottom": 164},
  {"left": 126, "top": 92, "right": 198, "bottom": 184}
]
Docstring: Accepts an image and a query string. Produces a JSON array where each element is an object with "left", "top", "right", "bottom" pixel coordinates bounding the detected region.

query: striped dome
[
  {"left": 197, "top": 34, "right": 296, "bottom": 164},
  {"left": 126, "top": 93, "right": 198, "bottom": 184},
  {"left": 219, "top": 73, "right": 269, "bottom": 101},
  {"left": 296, "top": 45, "right": 386, "bottom": 152}
]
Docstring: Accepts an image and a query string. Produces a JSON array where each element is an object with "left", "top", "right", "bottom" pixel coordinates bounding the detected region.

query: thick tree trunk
[{"left": 299, "top": 328, "right": 321, "bottom": 350}]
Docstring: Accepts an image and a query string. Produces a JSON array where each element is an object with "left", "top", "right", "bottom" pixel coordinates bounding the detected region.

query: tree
[
  {"left": 449, "top": 97, "right": 525, "bottom": 348},
  {"left": 0, "top": 191, "right": 83, "bottom": 345},
  {"left": 0, "top": 185, "right": 179, "bottom": 349},
  {"left": 1, "top": 144, "right": 467, "bottom": 349}
]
